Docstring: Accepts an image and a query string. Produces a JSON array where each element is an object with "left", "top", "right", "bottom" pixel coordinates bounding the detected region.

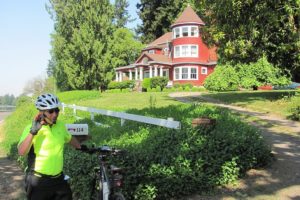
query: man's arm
[{"left": 18, "top": 133, "right": 34, "bottom": 156}]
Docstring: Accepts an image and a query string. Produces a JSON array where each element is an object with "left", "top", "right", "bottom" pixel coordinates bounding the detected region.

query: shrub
[
  {"left": 204, "top": 64, "right": 239, "bottom": 91},
  {"left": 142, "top": 78, "right": 151, "bottom": 90},
  {"left": 150, "top": 77, "right": 168, "bottom": 90}
]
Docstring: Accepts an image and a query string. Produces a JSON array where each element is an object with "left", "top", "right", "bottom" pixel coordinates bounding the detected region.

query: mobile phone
[{"left": 42, "top": 113, "right": 53, "bottom": 125}]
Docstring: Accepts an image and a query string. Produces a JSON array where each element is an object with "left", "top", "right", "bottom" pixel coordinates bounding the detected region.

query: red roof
[
  {"left": 146, "top": 32, "right": 172, "bottom": 49},
  {"left": 171, "top": 5, "right": 205, "bottom": 27},
  {"left": 135, "top": 52, "right": 171, "bottom": 64}
]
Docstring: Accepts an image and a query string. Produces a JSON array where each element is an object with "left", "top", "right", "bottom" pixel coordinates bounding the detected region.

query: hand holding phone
[{"left": 30, "top": 114, "right": 43, "bottom": 135}]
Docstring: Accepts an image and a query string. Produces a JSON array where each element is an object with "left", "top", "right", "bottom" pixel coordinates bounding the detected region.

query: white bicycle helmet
[{"left": 35, "top": 93, "right": 61, "bottom": 110}]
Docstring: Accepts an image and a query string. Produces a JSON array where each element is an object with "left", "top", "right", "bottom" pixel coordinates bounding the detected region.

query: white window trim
[
  {"left": 148, "top": 50, "right": 155, "bottom": 54},
  {"left": 173, "top": 66, "right": 198, "bottom": 80},
  {"left": 173, "top": 26, "right": 199, "bottom": 39},
  {"left": 174, "top": 45, "right": 198, "bottom": 58},
  {"left": 201, "top": 67, "right": 208, "bottom": 75}
]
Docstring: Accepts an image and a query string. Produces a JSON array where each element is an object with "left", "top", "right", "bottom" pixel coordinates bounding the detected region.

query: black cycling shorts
[{"left": 25, "top": 172, "right": 72, "bottom": 200}]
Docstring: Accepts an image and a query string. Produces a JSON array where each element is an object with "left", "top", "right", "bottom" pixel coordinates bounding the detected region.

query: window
[
  {"left": 174, "top": 46, "right": 180, "bottom": 57},
  {"left": 191, "top": 46, "right": 198, "bottom": 57},
  {"left": 174, "top": 66, "right": 198, "bottom": 80},
  {"left": 172, "top": 26, "right": 199, "bottom": 38},
  {"left": 182, "top": 68, "right": 189, "bottom": 79},
  {"left": 173, "top": 45, "right": 198, "bottom": 58},
  {"left": 148, "top": 50, "right": 155, "bottom": 54},
  {"left": 182, "top": 46, "right": 189, "bottom": 57},
  {"left": 201, "top": 67, "right": 207, "bottom": 74},
  {"left": 175, "top": 68, "right": 180, "bottom": 80},
  {"left": 182, "top": 27, "right": 189, "bottom": 37},
  {"left": 174, "top": 27, "right": 180, "bottom": 38},
  {"left": 191, "top": 68, "right": 197, "bottom": 79},
  {"left": 191, "top": 27, "right": 198, "bottom": 36}
]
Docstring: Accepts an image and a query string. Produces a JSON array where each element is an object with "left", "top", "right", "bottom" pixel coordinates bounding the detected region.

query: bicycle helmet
[{"left": 35, "top": 93, "right": 61, "bottom": 110}]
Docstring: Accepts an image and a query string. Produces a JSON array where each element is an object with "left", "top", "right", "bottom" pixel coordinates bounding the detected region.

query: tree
[
  {"left": 108, "top": 28, "right": 144, "bottom": 69},
  {"left": 114, "top": 0, "right": 131, "bottom": 28},
  {"left": 201, "top": 0, "right": 300, "bottom": 81},
  {"left": 136, "top": 0, "right": 192, "bottom": 44},
  {"left": 47, "top": 0, "right": 115, "bottom": 91}
]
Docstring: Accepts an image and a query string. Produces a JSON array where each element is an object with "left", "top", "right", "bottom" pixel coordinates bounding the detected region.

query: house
[{"left": 115, "top": 5, "right": 217, "bottom": 87}]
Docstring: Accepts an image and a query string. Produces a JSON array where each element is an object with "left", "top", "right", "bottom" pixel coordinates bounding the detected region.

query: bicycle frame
[{"left": 81, "top": 145, "right": 125, "bottom": 200}]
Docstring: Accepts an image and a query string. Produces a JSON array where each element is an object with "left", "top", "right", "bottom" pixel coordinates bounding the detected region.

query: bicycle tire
[
  {"left": 110, "top": 192, "right": 125, "bottom": 200},
  {"left": 94, "top": 179, "right": 103, "bottom": 200}
]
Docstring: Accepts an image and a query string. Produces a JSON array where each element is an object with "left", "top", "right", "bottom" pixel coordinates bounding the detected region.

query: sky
[{"left": 0, "top": 0, "right": 140, "bottom": 97}]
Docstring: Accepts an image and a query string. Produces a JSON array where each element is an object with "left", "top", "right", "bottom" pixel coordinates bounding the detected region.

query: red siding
[{"left": 172, "top": 37, "right": 211, "bottom": 63}]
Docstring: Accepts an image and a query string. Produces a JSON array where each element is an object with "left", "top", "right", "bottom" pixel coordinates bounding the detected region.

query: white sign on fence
[{"left": 66, "top": 124, "right": 89, "bottom": 135}]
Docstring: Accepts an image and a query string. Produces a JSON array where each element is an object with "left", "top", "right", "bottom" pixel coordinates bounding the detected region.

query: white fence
[
  {"left": 0, "top": 105, "right": 16, "bottom": 112},
  {"left": 61, "top": 103, "right": 181, "bottom": 129}
]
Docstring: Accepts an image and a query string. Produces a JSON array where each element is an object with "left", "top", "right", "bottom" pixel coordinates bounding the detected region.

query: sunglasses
[{"left": 47, "top": 108, "right": 60, "bottom": 114}]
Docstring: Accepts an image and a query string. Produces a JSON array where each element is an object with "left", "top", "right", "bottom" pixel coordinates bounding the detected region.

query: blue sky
[{"left": 0, "top": 0, "right": 140, "bottom": 97}]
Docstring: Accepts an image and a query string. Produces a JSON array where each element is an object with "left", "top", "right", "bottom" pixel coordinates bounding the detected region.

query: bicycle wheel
[
  {"left": 93, "top": 179, "right": 103, "bottom": 200},
  {"left": 110, "top": 192, "right": 125, "bottom": 200}
]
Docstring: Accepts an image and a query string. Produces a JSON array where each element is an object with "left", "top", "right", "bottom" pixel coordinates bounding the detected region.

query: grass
[
  {"left": 62, "top": 92, "right": 183, "bottom": 111},
  {"left": 200, "top": 90, "right": 300, "bottom": 119}
]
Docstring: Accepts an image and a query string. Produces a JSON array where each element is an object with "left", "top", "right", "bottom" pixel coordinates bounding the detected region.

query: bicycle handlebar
[{"left": 78, "top": 145, "right": 124, "bottom": 155}]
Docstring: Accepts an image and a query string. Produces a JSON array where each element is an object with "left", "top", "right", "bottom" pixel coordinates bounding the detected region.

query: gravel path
[
  {"left": 169, "top": 92, "right": 300, "bottom": 200},
  {"left": 0, "top": 112, "right": 25, "bottom": 200}
]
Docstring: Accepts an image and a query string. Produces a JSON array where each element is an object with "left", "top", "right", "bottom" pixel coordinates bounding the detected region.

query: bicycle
[{"left": 79, "top": 145, "right": 126, "bottom": 200}]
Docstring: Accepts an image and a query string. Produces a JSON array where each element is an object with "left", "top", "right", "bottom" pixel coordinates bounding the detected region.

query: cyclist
[{"left": 18, "top": 93, "right": 82, "bottom": 200}]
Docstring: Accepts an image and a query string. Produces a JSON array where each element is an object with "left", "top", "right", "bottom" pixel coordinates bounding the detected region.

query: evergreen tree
[
  {"left": 47, "top": 0, "right": 115, "bottom": 91},
  {"left": 114, "top": 0, "right": 131, "bottom": 28}
]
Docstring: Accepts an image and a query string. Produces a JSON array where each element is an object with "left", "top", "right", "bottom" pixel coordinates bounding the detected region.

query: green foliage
[
  {"left": 142, "top": 78, "right": 151, "bottom": 90},
  {"left": 48, "top": 0, "right": 115, "bottom": 91},
  {"left": 205, "top": 56, "right": 291, "bottom": 91},
  {"left": 204, "top": 64, "right": 239, "bottom": 91},
  {"left": 109, "top": 28, "right": 144, "bottom": 69},
  {"left": 113, "top": 0, "right": 131, "bottom": 28},
  {"left": 108, "top": 80, "right": 135, "bottom": 90},
  {"left": 2, "top": 91, "right": 272, "bottom": 200},
  {"left": 150, "top": 77, "right": 169, "bottom": 91},
  {"left": 0, "top": 94, "right": 16, "bottom": 105}
]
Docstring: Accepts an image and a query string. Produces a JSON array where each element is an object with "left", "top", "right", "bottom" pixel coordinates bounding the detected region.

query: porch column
[
  {"left": 115, "top": 72, "right": 119, "bottom": 82},
  {"left": 119, "top": 71, "right": 123, "bottom": 82},
  {"left": 154, "top": 65, "right": 158, "bottom": 77},
  {"left": 160, "top": 66, "right": 163, "bottom": 77},
  {"left": 149, "top": 66, "right": 153, "bottom": 78},
  {"left": 139, "top": 67, "right": 143, "bottom": 80},
  {"left": 135, "top": 68, "right": 138, "bottom": 80},
  {"left": 129, "top": 70, "right": 132, "bottom": 80}
]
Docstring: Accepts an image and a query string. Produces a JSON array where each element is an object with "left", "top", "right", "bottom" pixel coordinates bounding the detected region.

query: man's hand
[{"left": 29, "top": 114, "right": 44, "bottom": 135}]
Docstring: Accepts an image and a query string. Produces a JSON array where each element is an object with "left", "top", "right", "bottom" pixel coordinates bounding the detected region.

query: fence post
[
  {"left": 73, "top": 104, "right": 76, "bottom": 116},
  {"left": 121, "top": 118, "right": 126, "bottom": 126},
  {"left": 91, "top": 112, "right": 94, "bottom": 121},
  {"left": 62, "top": 103, "right": 65, "bottom": 113}
]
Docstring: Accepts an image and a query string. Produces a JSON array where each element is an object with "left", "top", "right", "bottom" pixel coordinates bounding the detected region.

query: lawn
[{"left": 200, "top": 90, "right": 300, "bottom": 119}]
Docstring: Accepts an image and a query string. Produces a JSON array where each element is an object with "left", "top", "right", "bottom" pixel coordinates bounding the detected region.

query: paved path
[
  {"left": 0, "top": 112, "right": 26, "bottom": 200},
  {"left": 169, "top": 92, "right": 300, "bottom": 200}
]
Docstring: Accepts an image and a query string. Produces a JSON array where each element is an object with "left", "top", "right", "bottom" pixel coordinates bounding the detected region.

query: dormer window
[
  {"left": 148, "top": 50, "right": 155, "bottom": 54},
  {"left": 173, "top": 26, "right": 199, "bottom": 39}
]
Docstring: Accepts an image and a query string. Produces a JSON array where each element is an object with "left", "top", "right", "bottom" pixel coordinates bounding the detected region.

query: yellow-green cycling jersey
[{"left": 18, "top": 120, "right": 71, "bottom": 176}]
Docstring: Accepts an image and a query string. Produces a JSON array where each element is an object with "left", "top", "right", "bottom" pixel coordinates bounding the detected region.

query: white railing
[
  {"left": 0, "top": 105, "right": 16, "bottom": 112},
  {"left": 61, "top": 103, "right": 181, "bottom": 129}
]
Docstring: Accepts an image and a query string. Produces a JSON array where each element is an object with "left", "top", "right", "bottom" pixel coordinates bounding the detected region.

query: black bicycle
[{"left": 80, "top": 145, "right": 125, "bottom": 200}]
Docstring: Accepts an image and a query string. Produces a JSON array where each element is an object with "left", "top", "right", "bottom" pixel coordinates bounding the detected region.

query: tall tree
[
  {"left": 47, "top": 0, "right": 115, "bottom": 91},
  {"left": 108, "top": 28, "right": 144, "bottom": 69},
  {"left": 114, "top": 0, "right": 131, "bottom": 28},
  {"left": 201, "top": 0, "right": 300, "bottom": 81},
  {"left": 136, "top": 0, "right": 192, "bottom": 44}
]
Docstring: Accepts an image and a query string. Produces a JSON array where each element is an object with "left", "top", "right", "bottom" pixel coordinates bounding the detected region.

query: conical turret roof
[{"left": 171, "top": 5, "right": 205, "bottom": 27}]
